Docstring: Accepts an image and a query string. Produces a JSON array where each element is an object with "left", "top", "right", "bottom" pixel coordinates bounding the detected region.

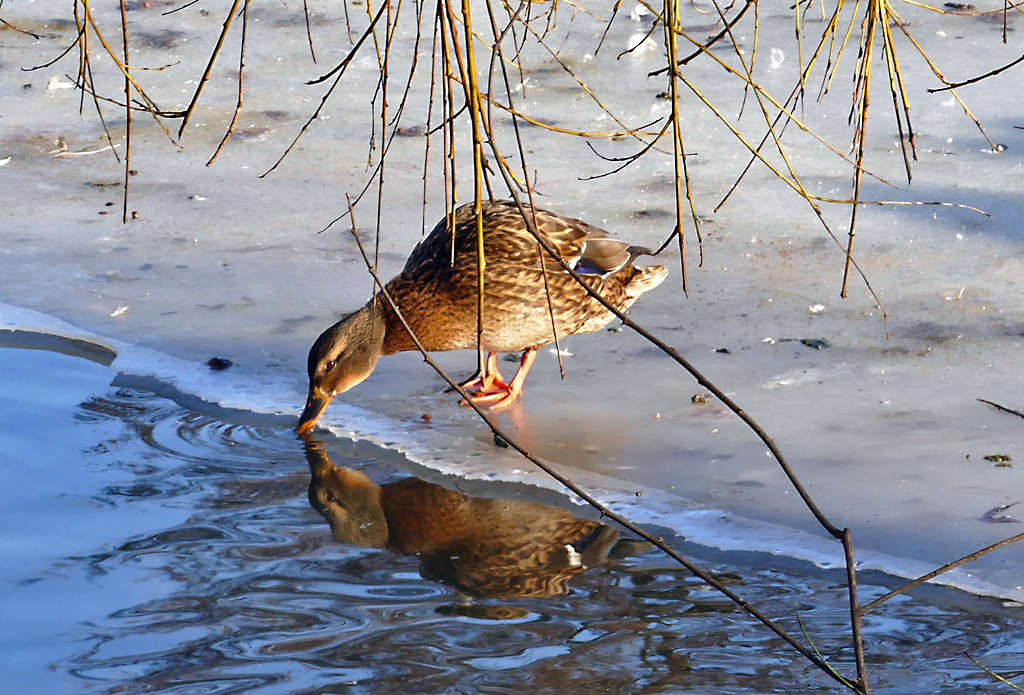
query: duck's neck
[
  {"left": 375, "top": 294, "right": 417, "bottom": 356},
  {"left": 349, "top": 299, "right": 384, "bottom": 355}
]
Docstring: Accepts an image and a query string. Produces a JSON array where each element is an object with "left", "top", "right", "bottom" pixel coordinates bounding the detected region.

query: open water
[{"left": 3, "top": 335, "right": 1024, "bottom": 693}]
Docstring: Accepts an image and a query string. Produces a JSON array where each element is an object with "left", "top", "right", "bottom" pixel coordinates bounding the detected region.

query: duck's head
[
  {"left": 296, "top": 305, "right": 385, "bottom": 434},
  {"left": 303, "top": 438, "right": 388, "bottom": 547}
]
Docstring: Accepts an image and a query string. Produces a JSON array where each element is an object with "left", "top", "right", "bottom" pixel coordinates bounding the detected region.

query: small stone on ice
[{"left": 808, "top": 304, "right": 825, "bottom": 314}]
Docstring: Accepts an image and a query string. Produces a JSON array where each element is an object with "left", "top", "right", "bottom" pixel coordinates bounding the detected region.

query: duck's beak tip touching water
[{"left": 296, "top": 387, "right": 333, "bottom": 435}]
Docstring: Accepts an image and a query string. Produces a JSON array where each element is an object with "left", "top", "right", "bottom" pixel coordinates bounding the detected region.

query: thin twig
[
  {"left": 978, "top": 398, "right": 1024, "bottom": 420},
  {"left": 0, "top": 15, "right": 42, "bottom": 38},
  {"left": 21, "top": 22, "right": 86, "bottom": 70},
  {"left": 843, "top": 528, "right": 870, "bottom": 693},
  {"left": 177, "top": 0, "right": 243, "bottom": 137},
  {"left": 119, "top": 0, "right": 131, "bottom": 224},
  {"left": 303, "top": 0, "right": 317, "bottom": 63},
  {"left": 928, "top": 51, "right": 1024, "bottom": 91},
  {"left": 261, "top": 2, "right": 390, "bottom": 177},
  {"left": 649, "top": 0, "right": 755, "bottom": 75},
  {"left": 451, "top": 0, "right": 488, "bottom": 372},
  {"left": 341, "top": 195, "right": 862, "bottom": 693},
  {"left": 207, "top": 0, "right": 249, "bottom": 166},
  {"left": 81, "top": 3, "right": 171, "bottom": 115},
  {"left": 483, "top": 0, "right": 565, "bottom": 376},
  {"left": 594, "top": 0, "right": 623, "bottom": 54},
  {"left": 79, "top": 3, "right": 122, "bottom": 163},
  {"left": 965, "top": 652, "right": 1024, "bottom": 692},
  {"left": 492, "top": 167, "right": 846, "bottom": 540},
  {"left": 665, "top": 0, "right": 691, "bottom": 291},
  {"left": 162, "top": 0, "right": 199, "bottom": 15},
  {"left": 859, "top": 531, "right": 1024, "bottom": 615}
]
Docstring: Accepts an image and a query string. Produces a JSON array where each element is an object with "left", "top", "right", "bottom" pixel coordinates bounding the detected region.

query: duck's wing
[
  {"left": 405, "top": 201, "right": 652, "bottom": 277},
  {"left": 481, "top": 202, "right": 589, "bottom": 270},
  {"left": 483, "top": 202, "right": 655, "bottom": 277}
]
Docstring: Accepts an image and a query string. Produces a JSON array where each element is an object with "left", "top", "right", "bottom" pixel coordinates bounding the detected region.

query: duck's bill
[{"left": 296, "top": 389, "right": 333, "bottom": 434}]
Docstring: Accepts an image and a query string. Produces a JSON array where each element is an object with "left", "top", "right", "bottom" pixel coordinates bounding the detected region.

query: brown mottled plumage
[
  {"left": 296, "top": 200, "right": 668, "bottom": 433},
  {"left": 304, "top": 439, "right": 620, "bottom": 597}
]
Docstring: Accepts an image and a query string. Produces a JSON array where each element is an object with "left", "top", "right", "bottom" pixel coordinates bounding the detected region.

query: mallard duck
[
  {"left": 304, "top": 438, "right": 620, "bottom": 596},
  {"left": 296, "top": 200, "right": 668, "bottom": 434}
]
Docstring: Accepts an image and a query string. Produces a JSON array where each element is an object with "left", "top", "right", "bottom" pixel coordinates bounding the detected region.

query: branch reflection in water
[{"left": 302, "top": 437, "right": 620, "bottom": 598}]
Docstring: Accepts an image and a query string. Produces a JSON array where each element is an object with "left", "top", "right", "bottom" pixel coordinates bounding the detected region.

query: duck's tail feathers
[
  {"left": 626, "top": 244, "right": 657, "bottom": 261},
  {"left": 626, "top": 264, "right": 669, "bottom": 297}
]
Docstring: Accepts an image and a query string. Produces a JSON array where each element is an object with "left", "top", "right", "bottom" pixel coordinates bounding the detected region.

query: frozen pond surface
[{"left": 2, "top": 0, "right": 1024, "bottom": 609}]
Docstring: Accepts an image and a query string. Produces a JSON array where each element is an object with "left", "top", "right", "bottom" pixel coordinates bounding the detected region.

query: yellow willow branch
[
  {"left": 83, "top": 6, "right": 164, "bottom": 114},
  {"left": 670, "top": 16, "right": 893, "bottom": 187},
  {"left": 177, "top": 0, "right": 244, "bottom": 137}
]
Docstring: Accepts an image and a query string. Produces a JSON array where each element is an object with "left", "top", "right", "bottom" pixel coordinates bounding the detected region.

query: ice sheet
[{"left": 2, "top": 1, "right": 1023, "bottom": 597}]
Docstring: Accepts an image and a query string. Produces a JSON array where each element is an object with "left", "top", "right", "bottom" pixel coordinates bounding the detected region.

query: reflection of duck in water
[
  {"left": 303, "top": 439, "right": 619, "bottom": 597},
  {"left": 296, "top": 200, "right": 669, "bottom": 433}
]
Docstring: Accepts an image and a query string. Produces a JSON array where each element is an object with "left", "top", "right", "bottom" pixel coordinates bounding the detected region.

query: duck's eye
[{"left": 326, "top": 359, "right": 337, "bottom": 370}]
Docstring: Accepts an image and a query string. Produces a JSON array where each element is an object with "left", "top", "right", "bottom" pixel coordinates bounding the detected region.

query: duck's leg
[
  {"left": 462, "top": 349, "right": 536, "bottom": 410},
  {"left": 457, "top": 352, "right": 509, "bottom": 395},
  {"left": 455, "top": 352, "right": 486, "bottom": 391}
]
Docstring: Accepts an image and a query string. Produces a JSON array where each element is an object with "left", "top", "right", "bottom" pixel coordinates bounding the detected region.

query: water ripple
[{"left": 39, "top": 385, "right": 1024, "bottom": 694}]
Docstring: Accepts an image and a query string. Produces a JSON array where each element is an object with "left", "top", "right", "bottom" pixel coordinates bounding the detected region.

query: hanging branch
[
  {"left": 842, "top": 528, "right": 870, "bottom": 692},
  {"left": 303, "top": 0, "right": 317, "bottom": 63},
  {"left": 307, "top": 0, "right": 427, "bottom": 232},
  {"left": 518, "top": 15, "right": 662, "bottom": 151},
  {"left": 340, "top": 195, "right": 863, "bottom": 694},
  {"left": 978, "top": 398, "right": 1024, "bottom": 419},
  {"left": 648, "top": 0, "right": 755, "bottom": 75},
  {"left": 489, "top": 159, "right": 847, "bottom": 541},
  {"left": 177, "top": 0, "right": 244, "bottom": 137},
  {"left": 452, "top": 0, "right": 489, "bottom": 377},
  {"left": 81, "top": 3, "right": 173, "bottom": 117},
  {"left": 261, "top": 2, "right": 390, "bottom": 177},
  {"left": 927, "top": 51, "right": 1024, "bottom": 91},
  {"left": 892, "top": 17, "right": 995, "bottom": 148},
  {"left": 0, "top": 15, "right": 42, "bottom": 38},
  {"left": 372, "top": 0, "right": 399, "bottom": 286},
  {"left": 490, "top": 165, "right": 876, "bottom": 695},
  {"left": 664, "top": 0, "right": 696, "bottom": 290},
  {"left": 119, "top": 0, "right": 131, "bottom": 223},
  {"left": 76, "top": 1, "right": 120, "bottom": 161},
  {"left": 21, "top": 21, "right": 86, "bottom": 70},
  {"left": 484, "top": 0, "right": 567, "bottom": 377},
  {"left": 860, "top": 531, "right": 1024, "bottom": 615},
  {"left": 207, "top": 0, "right": 249, "bottom": 166}
]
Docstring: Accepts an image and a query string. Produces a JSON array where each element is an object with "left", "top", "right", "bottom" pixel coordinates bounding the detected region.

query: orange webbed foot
[{"left": 457, "top": 349, "right": 535, "bottom": 411}]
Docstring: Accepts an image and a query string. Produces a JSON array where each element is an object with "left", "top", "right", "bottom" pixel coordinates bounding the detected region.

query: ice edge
[{"left": 3, "top": 301, "right": 1021, "bottom": 602}]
